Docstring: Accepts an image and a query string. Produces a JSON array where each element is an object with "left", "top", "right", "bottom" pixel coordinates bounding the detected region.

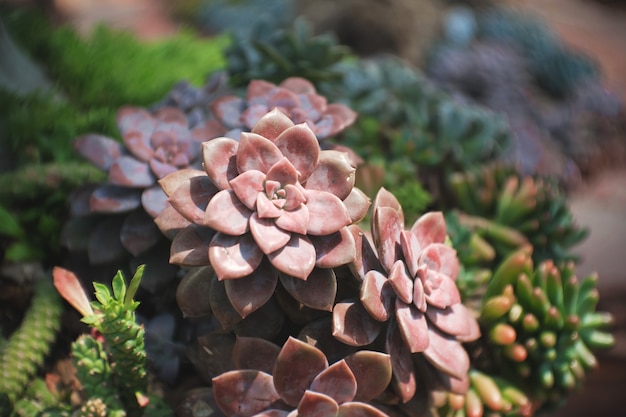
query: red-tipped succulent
[
  {"left": 333, "top": 188, "right": 480, "bottom": 402},
  {"left": 211, "top": 77, "right": 357, "bottom": 140},
  {"left": 157, "top": 109, "right": 369, "bottom": 317},
  {"left": 212, "top": 336, "right": 391, "bottom": 417}
]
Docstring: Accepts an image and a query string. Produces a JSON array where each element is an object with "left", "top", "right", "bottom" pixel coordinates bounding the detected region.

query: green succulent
[{"left": 479, "top": 250, "right": 613, "bottom": 412}]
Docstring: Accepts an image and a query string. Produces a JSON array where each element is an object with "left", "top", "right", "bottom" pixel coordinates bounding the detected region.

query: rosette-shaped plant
[
  {"left": 333, "top": 188, "right": 480, "bottom": 402},
  {"left": 212, "top": 336, "right": 391, "bottom": 416},
  {"left": 157, "top": 109, "right": 369, "bottom": 317},
  {"left": 211, "top": 77, "right": 357, "bottom": 140}
]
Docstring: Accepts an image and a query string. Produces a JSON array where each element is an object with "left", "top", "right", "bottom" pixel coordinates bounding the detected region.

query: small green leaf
[
  {"left": 125, "top": 265, "right": 145, "bottom": 306},
  {"left": 0, "top": 205, "right": 24, "bottom": 238},
  {"left": 81, "top": 313, "right": 104, "bottom": 326},
  {"left": 93, "top": 282, "right": 112, "bottom": 306},
  {"left": 112, "top": 270, "right": 127, "bottom": 303}
]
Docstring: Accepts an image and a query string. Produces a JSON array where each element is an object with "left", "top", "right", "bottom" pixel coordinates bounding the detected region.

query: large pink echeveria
[
  {"left": 211, "top": 77, "right": 357, "bottom": 140},
  {"left": 332, "top": 188, "right": 480, "bottom": 402},
  {"left": 157, "top": 109, "right": 370, "bottom": 316}
]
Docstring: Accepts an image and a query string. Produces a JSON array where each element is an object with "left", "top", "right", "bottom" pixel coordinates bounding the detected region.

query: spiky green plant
[
  {"left": 478, "top": 250, "right": 614, "bottom": 412},
  {"left": 0, "top": 275, "right": 63, "bottom": 411}
]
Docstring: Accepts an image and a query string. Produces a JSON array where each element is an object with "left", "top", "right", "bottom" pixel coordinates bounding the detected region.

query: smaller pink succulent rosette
[
  {"left": 333, "top": 188, "right": 480, "bottom": 402},
  {"left": 157, "top": 109, "right": 370, "bottom": 317},
  {"left": 211, "top": 77, "right": 357, "bottom": 140}
]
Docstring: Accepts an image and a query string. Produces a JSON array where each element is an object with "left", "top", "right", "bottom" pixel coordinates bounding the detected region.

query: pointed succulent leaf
[
  {"left": 170, "top": 225, "right": 215, "bottom": 267},
  {"left": 373, "top": 206, "right": 404, "bottom": 273},
  {"left": 210, "top": 274, "right": 244, "bottom": 328},
  {"left": 332, "top": 300, "right": 382, "bottom": 347},
  {"left": 420, "top": 270, "right": 461, "bottom": 309},
  {"left": 246, "top": 79, "right": 276, "bottom": 103},
  {"left": 211, "top": 95, "right": 246, "bottom": 129},
  {"left": 141, "top": 185, "right": 169, "bottom": 217},
  {"left": 230, "top": 169, "right": 266, "bottom": 209},
  {"left": 310, "top": 360, "right": 357, "bottom": 405},
  {"left": 425, "top": 244, "right": 460, "bottom": 281},
  {"left": 233, "top": 337, "right": 280, "bottom": 374},
  {"left": 120, "top": 210, "right": 161, "bottom": 256},
  {"left": 89, "top": 185, "right": 142, "bottom": 213},
  {"left": 203, "top": 138, "right": 239, "bottom": 190},
  {"left": 252, "top": 108, "right": 296, "bottom": 141},
  {"left": 279, "top": 268, "right": 337, "bottom": 312},
  {"left": 344, "top": 351, "right": 392, "bottom": 402},
  {"left": 411, "top": 212, "right": 447, "bottom": 246},
  {"left": 305, "top": 151, "right": 355, "bottom": 200},
  {"left": 225, "top": 260, "right": 278, "bottom": 318},
  {"left": 267, "top": 88, "right": 300, "bottom": 110},
  {"left": 388, "top": 260, "right": 413, "bottom": 304},
  {"left": 237, "top": 132, "right": 283, "bottom": 174},
  {"left": 305, "top": 190, "right": 351, "bottom": 236},
  {"left": 336, "top": 402, "right": 388, "bottom": 417},
  {"left": 422, "top": 328, "right": 470, "bottom": 381},
  {"left": 360, "top": 271, "right": 394, "bottom": 322},
  {"left": 257, "top": 193, "right": 285, "bottom": 219},
  {"left": 212, "top": 370, "right": 280, "bottom": 417},
  {"left": 297, "top": 391, "right": 339, "bottom": 417},
  {"left": 273, "top": 337, "right": 329, "bottom": 406},
  {"left": 53, "top": 267, "right": 94, "bottom": 317},
  {"left": 209, "top": 232, "right": 264, "bottom": 280},
  {"left": 73, "top": 134, "right": 122, "bottom": 170},
  {"left": 205, "top": 189, "right": 252, "bottom": 235},
  {"left": 310, "top": 228, "right": 356, "bottom": 268},
  {"left": 274, "top": 205, "right": 310, "bottom": 235},
  {"left": 274, "top": 123, "right": 320, "bottom": 181},
  {"left": 158, "top": 168, "right": 207, "bottom": 197},
  {"left": 395, "top": 300, "right": 429, "bottom": 353},
  {"left": 400, "top": 230, "right": 421, "bottom": 278},
  {"left": 248, "top": 214, "right": 291, "bottom": 255},
  {"left": 343, "top": 188, "right": 371, "bottom": 224},
  {"left": 268, "top": 234, "right": 316, "bottom": 279},
  {"left": 167, "top": 174, "right": 218, "bottom": 224},
  {"left": 426, "top": 304, "right": 480, "bottom": 342},
  {"left": 317, "top": 104, "right": 357, "bottom": 137},
  {"left": 176, "top": 266, "right": 213, "bottom": 318},
  {"left": 117, "top": 107, "right": 156, "bottom": 153},
  {"left": 241, "top": 104, "right": 270, "bottom": 131},
  {"left": 154, "top": 203, "right": 191, "bottom": 239},
  {"left": 347, "top": 225, "right": 383, "bottom": 280},
  {"left": 266, "top": 157, "right": 300, "bottom": 186},
  {"left": 280, "top": 77, "right": 316, "bottom": 94},
  {"left": 385, "top": 321, "right": 416, "bottom": 403}
]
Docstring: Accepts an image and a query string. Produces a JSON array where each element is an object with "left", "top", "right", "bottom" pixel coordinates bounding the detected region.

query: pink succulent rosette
[
  {"left": 156, "top": 109, "right": 370, "bottom": 318},
  {"left": 333, "top": 188, "right": 481, "bottom": 402},
  {"left": 211, "top": 77, "right": 357, "bottom": 140}
]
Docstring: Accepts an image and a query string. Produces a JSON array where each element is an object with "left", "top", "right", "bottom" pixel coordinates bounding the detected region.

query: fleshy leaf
[
  {"left": 230, "top": 169, "right": 266, "bottom": 209},
  {"left": 268, "top": 234, "right": 316, "bottom": 280},
  {"left": 316, "top": 103, "right": 357, "bottom": 138},
  {"left": 411, "top": 212, "right": 447, "bottom": 246},
  {"left": 395, "top": 300, "right": 429, "bottom": 353},
  {"left": 422, "top": 327, "right": 470, "bottom": 380},
  {"left": 237, "top": 132, "right": 283, "bottom": 174},
  {"left": 426, "top": 304, "right": 481, "bottom": 342},
  {"left": 233, "top": 337, "right": 280, "bottom": 374},
  {"left": 108, "top": 155, "right": 155, "bottom": 188},
  {"left": 249, "top": 214, "right": 292, "bottom": 255},
  {"left": 211, "top": 95, "right": 245, "bottom": 129},
  {"left": 332, "top": 300, "right": 382, "bottom": 347},
  {"left": 212, "top": 370, "right": 280, "bottom": 417},
  {"left": 274, "top": 123, "right": 320, "bottom": 181},
  {"left": 420, "top": 270, "right": 461, "bottom": 309},
  {"left": 310, "top": 228, "right": 356, "bottom": 268},
  {"left": 266, "top": 158, "right": 299, "bottom": 187},
  {"left": 167, "top": 174, "right": 218, "bottom": 224},
  {"left": 141, "top": 185, "right": 169, "bottom": 218},
  {"left": 273, "top": 337, "right": 329, "bottom": 406},
  {"left": 297, "top": 391, "right": 339, "bottom": 417},
  {"left": 89, "top": 185, "right": 142, "bottom": 213},
  {"left": 154, "top": 203, "right": 191, "bottom": 239},
  {"left": 305, "top": 190, "right": 351, "bottom": 236},
  {"left": 336, "top": 402, "right": 388, "bottom": 417},
  {"left": 73, "top": 134, "right": 122, "bottom": 170},
  {"left": 344, "top": 351, "right": 392, "bottom": 402},
  {"left": 310, "top": 360, "right": 357, "bottom": 405},
  {"left": 372, "top": 206, "right": 404, "bottom": 273},
  {"left": 347, "top": 225, "right": 382, "bottom": 280},
  {"left": 202, "top": 137, "right": 239, "bottom": 190},
  {"left": 120, "top": 210, "right": 161, "bottom": 256},
  {"left": 305, "top": 151, "right": 355, "bottom": 201},
  {"left": 274, "top": 205, "right": 309, "bottom": 235},
  {"left": 87, "top": 217, "right": 126, "bottom": 264},
  {"left": 279, "top": 268, "right": 337, "bottom": 312},
  {"left": 343, "top": 188, "right": 371, "bottom": 224},
  {"left": 385, "top": 321, "right": 416, "bottom": 403},
  {"left": 360, "top": 271, "right": 394, "bottom": 322},
  {"left": 225, "top": 260, "right": 278, "bottom": 318},
  {"left": 387, "top": 260, "right": 413, "bottom": 305},
  {"left": 251, "top": 108, "right": 295, "bottom": 141},
  {"left": 209, "top": 275, "right": 244, "bottom": 328},
  {"left": 204, "top": 189, "right": 252, "bottom": 235},
  {"left": 170, "top": 225, "right": 215, "bottom": 267},
  {"left": 176, "top": 266, "right": 214, "bottom": 318},
  {"left": 158, "top": 168, "right": 207, "bottom": 197},
  {"left": 424, "top": 243, "right": 460, "bottom": 281},
  {"left": 53, "top": 267, "right": 93, "bottom": 317},
  {"left": 209, "top": 232, "right": 264, "bottom": 280}
]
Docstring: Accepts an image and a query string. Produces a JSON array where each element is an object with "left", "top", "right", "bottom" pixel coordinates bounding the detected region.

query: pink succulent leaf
[
  {"left": 336, "top": 402, "right": 389, "bottom": 417},
  {"left": 283, "top": 184, "right": 307, "bottom": 211},
  {"left": 332, "top": 300, "right": 382, "bottom": 347},
  {"left": 148, "top": 158, "right": 178, "bottom": 179},
  {"left": 279, "top": 268, "right": 337, "bottom": 312},
  {"left": 154, "top": 203, "right": 191, "bottom": 239},
  {"left": 280, "top": 77, "right": 317, "bottom": 95},
  {"left": 211, "top": 95, "right": 246, "bottom": 129},
  {"left": 241, "top": 104, "right": 270, "bottom": 130},
  {"left": 233, "top": 337, "right": 280, "bottom": 374},
  {"left": 422, "top": 327, "right": 470, "bottom": 381},
  {"left": 108, "top": 156, "right": 155, "bottom": 188},
  {"left": 360, "top": 270, "right": 394, "bottom": 322},
  {"left": 387, "top": 260, "right": 413, "bottom": 305},
  {"left": 273, "top": 123, "right": 320, "bottom": 181},
  {"left": 347, "top": 225, "right": 382, "bottom": 281},
  {"left": 202, "top": 137, "right": 239, "bottom": 190},
  {"left": 237, "top": 132, "right": 283, "bottom": 174},
  {"left": 343, "top": 188, "right": 371, "bottom": 224},
  {"left": 249, "top": 213, "right": 292, "bottom": 255},
  {"left": 150, "top": 121, "right": 193, "bottom": 148},
  {"left": 246, "top": 80, "right": 276, "bottom": 104},
  {"left": 230, "top": 169, "right": 267, "bottom": 209},
  {"left": 257, "top": 193, "right": 284, "bottom": 218},
  {"left": 212, "top": 370, "right": 280, "bottom": 417},
  {"left": 209, "top": 232, "right": 264, "bottom": 280},
  {"left": 158, "top": 168, "right": 207, "bottom": 197},
  {"left": 191, "top": 119, "right": 228, "bottom": 142},
  {"left": 168, "top": 174, "right": 219, "bottom": 224},
  {"left": 225, "top": 261, "right": 278, "bottom": 318},
  {"left": 395, "top": 299, "right": 429, "bottom": 353},
  {"left": 420, "top": 270, "right": 461, "bottom": 310},
  {"left": 297, "top": 391, "right": 339, "bottom": 417},
  {"left": 304, "top": 190, "right": 351, "bottom": 236},
  {"left": 385, "top": 321, "right": 416, "bottom": 403},
  {"left": 372, "top": 187, "right": 402, "bottom": 213},
  {"left": 372, "top": 206, "right": 404, "bottom": 273},
  {"left": 52, "top": 267, "right": 93, "bottom": 317},
  {"left": 413, "top": 277, "right": 427, "bottom": 312},
  {"left": 400, "top": 230, "right": 421, "bottom": 278},
  {"left": 318, "top": 104, "right": 358, "bottom": 136},
  {"left": 274, "top": 205, "right": 309, "bottom": 235},
  {"left": 210, "top": 275, "right": 244, "bottom": 328},
  {"left": 268, "top": 234, "right": 316, "bottom": 279},
  {"left": 141, "top": 185, "right": 169, "bottom": 218},
  {"left": 73, "top": 134, "right": 122, "bottom": 170},
  {"left": 273, "top": 337, "right": 329, "bottom": 407},
  {"left": 410, "top": 212, "right": 447, "bottom": 246},
  {"left": 417, "top": 244, "right": 441, "bottom": 272},
  {"left": 289, "top": 107, "right": 311, "bottom": 125},
  {"left": 266, "top": 157, "right": 300, "bottom": 186},
  {"left": 310, "top": 360, "right": 357, "bottom": 405},
  {"left": 424, "top": 243, "right": 460, "bottom": 281},
  {"left": 204, "top": 189, "right": 252, "bottom": 235},
  {"left": 89, "top": 185, "right": 142, "bottom": 213},
  {"left": 153, "top": 106, "right": 188, "bottom": 125},
  {"left": 436, "top": 370, "right": 471, "bottom": 395},
  {"left": 425, "top": 304, "right": 480, "bottom": 341},
  {"left": 251, "top": 109, "right": 295, "bottom": 141},
  {"left": 304, "top": 151, "right": 355, "bottom": 201},
  {"left": 309, "top": 227, "right": 356, "bottom": 268},
  {"left": 170, "top": 225, "right": 215, "bottom": 267},
  {"left": 267, "top": 88, "right": 300, "bottom": 110},
  {"left": 120, "top": 210, "right": 161, "bottom": 256},
  {"left": 117, "top": 106, "right": 156, "bottom": 141},
  {"left": 344, "top": 351, "right": 392, "bottom": 403}
]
